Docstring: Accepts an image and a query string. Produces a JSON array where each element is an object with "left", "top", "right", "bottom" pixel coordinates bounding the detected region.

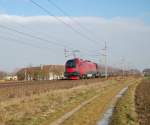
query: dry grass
[
  {"left": 59, "top": 78, "right": 138, "bottom": 125},
  {"left": 0, "top": 78, "right": 106, "bottom": 102},
  {"left": 0, "top": 80, "right": 5, "bottom": 83},
  {"left": 0, "top": 79, "right": 114, "bottom": 125},
  {"left": 0, "top": 77, "right": 138, "bottom": 125},
  {"left": 135, "top": 78, "right": 150, "bottom": 125}
]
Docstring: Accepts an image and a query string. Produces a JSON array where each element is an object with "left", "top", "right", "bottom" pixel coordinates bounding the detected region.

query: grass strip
[
  {"left": 61, "top": 80, "right": 130, "bottom": 125},
  {"left": 109, "top": 79, "right": 140, "bottom": 125}
]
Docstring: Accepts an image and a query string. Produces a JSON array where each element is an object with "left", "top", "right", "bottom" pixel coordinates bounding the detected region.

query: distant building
[
  {"left": 143, "top": 69, "right": 150, "bottom": 76},
  {"left": 128, "top": 69, "right": 141, "bottom": 76},
  {"left": 16, "top": 65, "right": 65, "bottom": 81},
  {"left": 4, "top": 75, "right": 18, "bottom": 81}
]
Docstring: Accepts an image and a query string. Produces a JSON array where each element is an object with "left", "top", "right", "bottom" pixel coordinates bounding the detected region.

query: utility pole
[
  {"left": 24, "top": 68, "right": 27, "bottom": 81},
  {"left": 101, "top": 41, "right": 108, "bottom": 79},
  {"left": 72, "top": 51, "right": 76, "bottom": 58},
  {"left": 24, "top": 69, "right": 27, "bottom": 81},
  {"left": 120, "top": 58, "right": 125, "bottom": 79},
  {"left": 72, "top": 50, "right": 80, "bottom": 58},
  {"left": 64, "top": 48, "right": 80, "bottom": 59},
  {"left": 64, "top": 48, "right": 68, "bottom": 61},
  {"left": 40, "top": 64, "right": 43, "bottom": 80}
]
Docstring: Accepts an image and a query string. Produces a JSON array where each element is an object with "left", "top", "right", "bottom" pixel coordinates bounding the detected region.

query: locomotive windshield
[{"left": 66, "top": 60, "right": 76, "bottom": 68}]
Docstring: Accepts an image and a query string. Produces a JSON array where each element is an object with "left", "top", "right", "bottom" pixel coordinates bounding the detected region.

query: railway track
[
  {"left": 0, "top": 78, "right": 105, "bottom": 88},
  {"left": 0, "top": 78, "right": 106, "bottom": 101},
  {"left": 0, "top": 80, "right": 61, "bottom": 88}
]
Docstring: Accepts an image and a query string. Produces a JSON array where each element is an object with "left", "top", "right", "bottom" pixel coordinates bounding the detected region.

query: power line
[
  {"left": 0, "top": 35, "right": 55, "bottom": 51},
  {"left": 0, "top": 23, "right": 101, "bottom": 57},
  {"left": 9, "top": 21, "right": 76, "bottom": 49},
  {"left": 0, "top": 24, "right": 102, "bottom": 62},
  {"left": 29, "top": 0, "right": 100, "bottom": 46},
  {"left": 48, "top": 0, "right": 91, "bottom": 31},
  {"left": 0, "top": 23, "right": 76, "bottom": 59},
  {"left": 0, "top": 34, "right": 101, "bottom": 64},
  {"left": 2, "top": 0, "right": 102, "bottom": 57},
  {"left": 2, "top": 14, "right": 100, "bottom": 53},
  {"left": 47, "top": 0, "right": 97, "bottom": 36},
  {"left": 8, "top": 22, "right": 100, "bottom": 55},
  {"left": 0, "top": 24, "right": 67, "bottom": 48},
  {"left": 0, "top": 15, "right": 102, "bottom": 60}
]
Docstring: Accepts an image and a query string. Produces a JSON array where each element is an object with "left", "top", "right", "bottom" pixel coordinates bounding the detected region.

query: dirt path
[
  {"left": 47, "top": 78, "right": 134, "bottom": 125},
  {"left": 50, "top": 87, "right": 129, "bottom": 125},
  {"left": 49, "top": 95, "right": 99, "bottom": 125},
  {"left": 97, "top": 87, "right": 128, "bottom": 125}
]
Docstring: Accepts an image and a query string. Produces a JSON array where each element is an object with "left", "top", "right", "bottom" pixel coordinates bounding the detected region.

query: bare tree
[{"left": 0, "top": 71, "right": 7, "bottom": 80}]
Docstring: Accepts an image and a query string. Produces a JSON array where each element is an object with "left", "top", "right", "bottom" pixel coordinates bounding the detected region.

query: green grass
[
  {"left": 144, "top": 76, "right": 150, "bottom": 80},
  {"left": 62, "top": 83, "right": 126, "bottom": 125},
  {"left": 110, "top": 79, "right": 140, "bottom": 125}
]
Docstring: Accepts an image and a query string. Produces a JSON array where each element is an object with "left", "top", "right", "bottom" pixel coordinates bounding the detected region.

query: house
[
  {"left": 143, "top": 69, "right": 150, "bottom": 76},
  {"left": 4, "top": 75, "right": 18, "bottom": 81},
  {"left": 16, "top": 65, "right": 65, "bottom": 80}
]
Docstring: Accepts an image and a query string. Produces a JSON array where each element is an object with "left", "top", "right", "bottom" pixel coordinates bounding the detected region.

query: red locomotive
[
  {"left": 64, "top": 58, "right": 140, "bottom": 80},
  {"left": 64, "top": 58, "right": 98, "bottom": 80}
]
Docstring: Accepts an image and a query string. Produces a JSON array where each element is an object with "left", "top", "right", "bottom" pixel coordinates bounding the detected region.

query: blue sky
[
  {"left": 0, "top": 0, "right": 150, "bottom": 19},
  {"left": 0, "top": 0, "right": 150, "bottom": 72}
]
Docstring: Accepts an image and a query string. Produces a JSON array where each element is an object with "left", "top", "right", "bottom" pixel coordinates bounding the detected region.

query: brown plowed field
[
  {"left": 135, "top": 78, "right": 150, "bottom": 125},
  {"left": 0, "top": 78, "right": 108, "bottom": 101}
]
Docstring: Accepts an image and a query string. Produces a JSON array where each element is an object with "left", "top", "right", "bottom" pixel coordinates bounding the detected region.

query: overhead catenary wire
[
  {"left": 0, "top": 32, "right": 101, "bottom": 65},
  {"left": 0, "top": 24, "right": 100, "bottom": 60},
  {"left": 0, "top": 35, "right": 55, "bottom": 51},
  {"left": 0, "top": 0, "right": 102, "bottom": 60},
  {"left": 0, "top": 0, "right": 102, "bottom": 59},
  {"left": 7, "top": 22, "right": 95, "bottom": 53},
  {"left": 0, "top": 24, "right": 68, "bottom": 49},
  {"left": 29, "top": 0, "right": 101, "bottom": 46},
  {"left": 0, "top": 2, "right": 114, "bottom": 73},
  {"left": 9, "top": 21, "right": 76, "bottom": 50},
  {"left": 47, "top": 0, "right": 100, "bottom": 43},
  {"left": 47, "top": 0, "right": 91, "bottom": 32},
  {"left": 9, "top": 22, "right": 101, "bottom": 55}
]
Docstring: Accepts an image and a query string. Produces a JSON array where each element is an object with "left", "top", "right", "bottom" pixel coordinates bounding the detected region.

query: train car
[
  {"left": 64, "top": 58, "right": 98, "bottom": 80},
  {"left": 96, "top": 65, "right": 122, "bottom": 77}
]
